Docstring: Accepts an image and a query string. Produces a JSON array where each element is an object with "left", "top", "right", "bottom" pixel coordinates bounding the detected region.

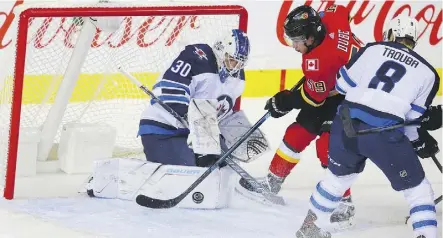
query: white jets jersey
[
  {"left": 138, "top": 43, "right": 245, "bottom": 136},
  {"left": 335, "top": 41, "right": 440, "bottom": 139}
]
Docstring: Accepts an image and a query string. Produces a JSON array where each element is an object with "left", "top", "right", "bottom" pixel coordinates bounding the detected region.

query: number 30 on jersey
[{"left": 171, "top": 60, "right": 192, "bottom": 77}]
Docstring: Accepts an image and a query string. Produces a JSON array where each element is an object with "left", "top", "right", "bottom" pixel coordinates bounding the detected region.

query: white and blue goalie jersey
[
  {"left": 336, "top": 41, "right": 440, "bottom": 140},
  {"left": 138, "top": 44, "right": 245, "bottom": 136}
]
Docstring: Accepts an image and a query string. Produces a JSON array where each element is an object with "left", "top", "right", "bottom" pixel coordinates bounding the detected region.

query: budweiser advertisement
[{"left": 0, "top": 0, "right": 440, "bottom": 70}]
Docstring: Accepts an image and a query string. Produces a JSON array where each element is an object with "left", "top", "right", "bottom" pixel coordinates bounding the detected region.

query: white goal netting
[{"left": 0, "top": 2, "right": 246, "bottom": 198}]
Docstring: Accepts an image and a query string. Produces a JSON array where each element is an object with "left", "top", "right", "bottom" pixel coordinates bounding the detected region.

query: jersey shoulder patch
[
  {"left": 177, "top": 44, "right": 219, "bottom": 75},
  {"left": 321, "top": 5, "right": 351, "bottom": 25}
]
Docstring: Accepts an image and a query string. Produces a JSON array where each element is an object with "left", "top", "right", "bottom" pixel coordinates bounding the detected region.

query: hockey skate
[
  {"left": 330, "top": 196, "right": 355, "bottom": 230},
  {"left": 296, "top": 210, "right": 331, "bottom": 238},
  {"left": 84, "top": 176, "right": 95, "bottom": 197},
  {"left": 235, "top": 172, "right": 286, "bottom": 204}
]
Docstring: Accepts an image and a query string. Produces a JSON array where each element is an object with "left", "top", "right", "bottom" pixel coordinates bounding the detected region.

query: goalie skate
[{"left": 85, "top": 176, "right": 95, "bottom": 197}]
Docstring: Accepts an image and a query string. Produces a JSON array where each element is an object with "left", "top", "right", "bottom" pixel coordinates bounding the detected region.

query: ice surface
[{"left": 0, "top": 97, "right": 441, "bottom": 238}]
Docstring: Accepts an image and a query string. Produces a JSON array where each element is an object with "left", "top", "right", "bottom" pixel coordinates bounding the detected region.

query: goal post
[{"left": 1, "top": 2, "right": 248, "bottom": 199}]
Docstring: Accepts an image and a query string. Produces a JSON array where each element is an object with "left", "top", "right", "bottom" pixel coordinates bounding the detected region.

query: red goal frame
[{"left": 6, "top": 5, "right": 248, "bottom": 199}]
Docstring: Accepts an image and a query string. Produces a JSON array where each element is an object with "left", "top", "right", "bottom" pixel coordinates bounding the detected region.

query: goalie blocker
[{"left": 87, "top": 158, "right": 237, "bottom": 209}]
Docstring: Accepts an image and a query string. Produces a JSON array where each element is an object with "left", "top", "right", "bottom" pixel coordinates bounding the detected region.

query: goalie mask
[
  {"left": 383, "top": 15, "right": 418, "bottom": 49},
  {"left": 213, "top": 29, "right": 250, "bottom": 82}
]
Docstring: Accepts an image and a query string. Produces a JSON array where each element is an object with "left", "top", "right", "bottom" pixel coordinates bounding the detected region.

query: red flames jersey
[{"left": 300, "top": 5, "right": 364, "bottom": 107}]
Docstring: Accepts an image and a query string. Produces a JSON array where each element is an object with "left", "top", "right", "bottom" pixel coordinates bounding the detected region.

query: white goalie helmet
[
  {"left": 383, "top": 15, "right": 418, "bottom": 49},
  {"left": 213, "top": 29, "right": 250, "bottom": 82}
]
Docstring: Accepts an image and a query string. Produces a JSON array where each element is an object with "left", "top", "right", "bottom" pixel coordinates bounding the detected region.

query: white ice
[{"left": 0, "top": 97, "right": 441, "bottom": 238}]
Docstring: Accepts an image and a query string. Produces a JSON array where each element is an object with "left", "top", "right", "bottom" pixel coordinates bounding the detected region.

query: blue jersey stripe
[
  {"left": 153, "top": 81, "right": 190, "bottom": 95},
  {"left": 410, "top": 103, "right": 426, "bottom": 114},
  {"left": 157, "top": 95, "right": 190, "bottom": 104},
  {"left": 339, "top": 67, "right": 357, "bottom": 88}
]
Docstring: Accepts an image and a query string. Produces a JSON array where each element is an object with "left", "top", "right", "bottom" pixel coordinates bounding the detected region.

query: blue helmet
[{"left": 213, "top": 29, "right": 250, "bottom": 82}]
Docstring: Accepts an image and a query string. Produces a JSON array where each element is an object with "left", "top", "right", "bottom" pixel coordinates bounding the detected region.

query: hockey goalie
[{"left": 84, "top": 29, "right": 270, "bottom": 209}]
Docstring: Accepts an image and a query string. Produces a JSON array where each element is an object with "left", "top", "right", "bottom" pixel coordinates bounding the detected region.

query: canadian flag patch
[{"left": 306, "top": 59, "right": 319, "bottom": 71}]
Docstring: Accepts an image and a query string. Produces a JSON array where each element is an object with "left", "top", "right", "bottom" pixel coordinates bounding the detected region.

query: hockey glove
[
  {"left": 421, "top": 105, "right": 442, "bottom": 131},
  {"left": 265, "top": 90, "right": 295, "bottom": 118},
  {"left": 412, "top": 127, "right": 440, "bottom": 159},
  {"left": 195, "top": 154, "right": 219, "bottom": 167}
]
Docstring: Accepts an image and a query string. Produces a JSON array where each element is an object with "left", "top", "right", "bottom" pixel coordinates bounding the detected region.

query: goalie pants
[
  {"left": 328, "top": 115, "right": 425, "bottom": 191},
  {"left": 141, "top": 134, "right": 196, "bottom": 166}
]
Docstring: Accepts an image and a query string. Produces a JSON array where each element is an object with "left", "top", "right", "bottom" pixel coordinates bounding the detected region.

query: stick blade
[
  {"left": 338, "top": 105, "right": 357, "bottom": 137},
  {"left": 136, "top": 194, "right": 179, "bottom": 209}
]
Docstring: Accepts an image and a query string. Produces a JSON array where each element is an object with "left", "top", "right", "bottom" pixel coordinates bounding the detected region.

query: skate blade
[
  {"left": 234, "top": 186, "right": 279, "bottom": 207},
  {"left": 295, "top": 230, "right": 304, "bottom": 238},
  {"left": 77, "top": 175, "right": 93, "bottom": 194},
  {"left": 329, "top": 217, "right": 355, "bottom": 232}
]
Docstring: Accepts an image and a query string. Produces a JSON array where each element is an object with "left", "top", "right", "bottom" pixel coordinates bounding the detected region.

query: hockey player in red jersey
[{"left": 238, "top": 4, "right": 364, "bottom": 223}]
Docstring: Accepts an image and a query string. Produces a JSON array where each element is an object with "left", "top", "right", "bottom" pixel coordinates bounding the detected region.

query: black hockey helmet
[{"left": 284, "top": 5, "right": 324, "bottom": 43}]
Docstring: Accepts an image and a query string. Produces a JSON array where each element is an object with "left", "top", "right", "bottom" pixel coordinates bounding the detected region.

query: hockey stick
[
  {"left": 135, "top": 112, "right": 271, "bottom": 208},
  {"left": 434, "top": 195, "right": 442, "bottom": 205},
  {"left": 118, "top": 68, "right": 189, "bottom": 128},
  {"left": 290, "top": 76, "right": 306, "bottom": 91},
  {"left": 339, "top": 104, "right": 421, "bottom": 138},
  {"left": 431, "top": 155, "right": 442, "bottom": 172},
  {"left": 118, "top": 68, "right": 285, "bottom": 207},
  {"left": 431, "top": 155, "right": 442, "bottom": 206},
  {"left": 189, "top": 100, "right": 284, "bottom": 206}
]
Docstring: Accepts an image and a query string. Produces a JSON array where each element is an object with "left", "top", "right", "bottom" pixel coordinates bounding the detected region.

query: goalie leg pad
[
  {"left": 89, "top": 158, "right": 162, "bottom": 200},
  {"left": 89, "top": 159, "right": 237, "bottom": 209},
  {"left": 139, "top": 165, "right": 237, "bottom": 209}
]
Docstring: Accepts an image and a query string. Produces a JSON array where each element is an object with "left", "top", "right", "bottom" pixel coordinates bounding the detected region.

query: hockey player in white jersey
[
  {"left": 138, "top": 29, "right": 250, "bottom": 167},
  {"left": 295, "top": 16, "right": 440, "bottom": 238},
  {"left": 85, "top": 29, "right": 260, "bottom": 209}
]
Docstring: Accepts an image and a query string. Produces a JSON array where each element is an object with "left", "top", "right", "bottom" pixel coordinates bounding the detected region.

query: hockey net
[{"left": 0, "top": 2, "right": 247, "bottom": 199}]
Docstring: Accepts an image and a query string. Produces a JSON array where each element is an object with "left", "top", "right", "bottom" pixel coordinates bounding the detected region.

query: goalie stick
[
  {"left": 118, "top": 68, "right": 285, "bottom": 207},
  {"left": 339, "top": 104, "right": 421, "bottom": 138},
  {"left": 136, "top": 113, "right": 271, "bottom": 208}
]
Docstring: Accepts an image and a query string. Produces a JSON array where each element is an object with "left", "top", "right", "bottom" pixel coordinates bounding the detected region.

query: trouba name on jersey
[
  {"left": 166, "top": 168, "right": 202, "bottom": 175},
  {"left": 382, "top": 47, "right": 420, "bottom": 68}
]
